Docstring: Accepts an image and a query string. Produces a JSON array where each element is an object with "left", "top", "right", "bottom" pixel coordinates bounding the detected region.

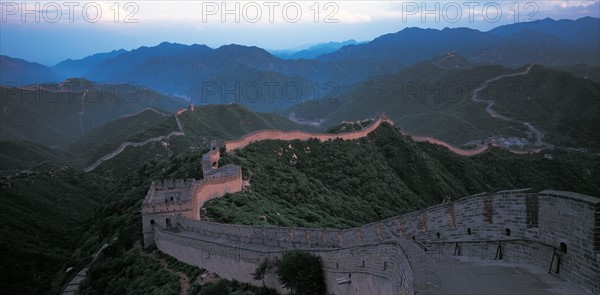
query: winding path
[{"left": 471, "top": 64, "right": 552, "bottom": 150}]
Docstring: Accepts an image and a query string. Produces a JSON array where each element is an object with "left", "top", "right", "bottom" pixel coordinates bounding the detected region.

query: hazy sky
[{"left": 1, "top": 1, "right": 599, "bottom": 65}]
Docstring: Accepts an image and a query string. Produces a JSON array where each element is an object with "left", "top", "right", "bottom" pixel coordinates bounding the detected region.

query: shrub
[{"left": 253, "top": 251, "right": 326, "bottom": 295}]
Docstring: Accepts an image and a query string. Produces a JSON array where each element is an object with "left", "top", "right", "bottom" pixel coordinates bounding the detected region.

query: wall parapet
[
  {"left": 225, "top": 116, "right": 390, "bottom": 151},
  {"left": 153, "top": 178, "right": 196, "bottom": 190},
  {"left": 540, "top": 189, "right": 600, "bottom": 206},
  {"left": 154, "top": 189, "right": 599, "bottom": 294},
  {"left": 155, "top": 226, "right": 413, "bottom": 294}
]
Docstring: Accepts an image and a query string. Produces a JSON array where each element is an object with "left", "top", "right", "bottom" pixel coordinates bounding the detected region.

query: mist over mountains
[
  {"left": 269, "top": 39, "right": 363, "bottom": 59},
  {"left": 3, "top": 17, "right": 598, "bottom": 102}
]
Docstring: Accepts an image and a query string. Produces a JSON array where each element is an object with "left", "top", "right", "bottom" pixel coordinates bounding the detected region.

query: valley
[{"left": 470, "top": 63, "right": 553, "bottom": 151}]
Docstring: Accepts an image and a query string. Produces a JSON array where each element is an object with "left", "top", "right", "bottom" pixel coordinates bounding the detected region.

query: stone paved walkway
[{"left": 421, "top": 258, "right": 588, "bottom": 295}]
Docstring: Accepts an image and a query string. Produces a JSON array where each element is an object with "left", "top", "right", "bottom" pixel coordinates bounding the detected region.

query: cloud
[
  {"left": 537, "top": 0, "right": 600, "bottom": 18},
  {"left": 336, "top": 9, "right": 371, "bottom": 23}
]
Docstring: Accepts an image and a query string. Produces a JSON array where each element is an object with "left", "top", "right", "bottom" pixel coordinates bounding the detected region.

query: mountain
[
  {"left": 489, "top": 65, "right": 600, "bottom": 149},
  {"left": 489, "top": 17, "right": 600, "bottom": 49},
  {"left": 319, "top": 27, "right": 496, "bottom": 62},
  {"left": 0, "top": 169, "right": 112, "bottom": 294},
  {"left": 290, "top": 59, "right": 520, "bottom": 144},
  {"left": 319, "top": 17, "right": 600, "bottom": 67},
  {"left": 177, "top": 104, "right": 316, "bottom": 138},
  {"left": 553, "top": 64, "right": 600, "bottom": 83},
  {"left": 74, "top": 18, "right": 598, "bottom": 113},
  {"left": 0, "top": 55, "right": 63, "bottom": 84},
  {"left": 70, "top": 104, "right": 317, "bottom": 175},
  {"left": 84, "top": 42, "right": 202, "bottom": 83},
  {"left": 67, "top": 108, "right": 177, "bottom": 167},
  {"left": 188, "top": 64, "right": 315, "bottom": 112},
  {"left": 5, "top": 17, "right": 599, "bottom": 110},
  {"left": 289, "top": 59, "right": 600, "bottom": 149},
  {"left": 271, "top": 40, "right": 362, "bottom": 59},
  {"left": 430, "top": 51, "right": 476, "bottom": 69},
  {"left": 0, "top": 79, "right": 188, "bottom": 147},
  {"left": 84, "top": 43, "right": 371, "bottom": 109},
  {"left": 52, "top": 49, "right": 127, "bottom": 78},
  {"left": 0, "top": 102, "right": 316, "bottom": 294},
  {"left": 204, "top": 123, "right": 600, "bottom": 228},
  {"left": 0, "top": 140, "right": 72, "bottom": 175}
]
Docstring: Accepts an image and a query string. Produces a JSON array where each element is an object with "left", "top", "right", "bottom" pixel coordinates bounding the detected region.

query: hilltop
[
  {"left": 0, "top": 140, "right": 72, "bottom": 176},
  {"left": 0, "top": 79, "right": 188, "bottom": 147},
  {"left": 71, "top": 104, "right": 316, "bottom": 175},
  {"left": 0, "top": 55, "right": 63, "bottom": 84}
]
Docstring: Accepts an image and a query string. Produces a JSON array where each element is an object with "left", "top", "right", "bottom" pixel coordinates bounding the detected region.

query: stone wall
[
  {"left": 142, "top": 166, "right": 242, "bottom": 247},
  {"left": 186, "top": 172, "right": 242, "bottom": 221},
  {"left": 153, "top": 189, "right": 599, "bottom": 294},
  {"left": 537, "top": 190, "right": 600, "bottom": 291},
  {"left": 155, "top": 227, "right": 413, "bottom": 295},
  {"left": 225, "top": 116, "right": 389, "bottom": 151}
]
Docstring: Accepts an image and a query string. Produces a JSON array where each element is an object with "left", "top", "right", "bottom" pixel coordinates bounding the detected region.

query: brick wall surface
[{"left": 152, "top": 190, "right": 599, "bottom": 294}]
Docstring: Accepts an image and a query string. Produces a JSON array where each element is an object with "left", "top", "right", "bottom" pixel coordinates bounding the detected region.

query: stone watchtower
[
  {"left": 142, "top": 138, "right": 243, "bottom": 248},
  {"left": 141, "top": 178, "right": 196, "bottom": 247},
  {"left": 202, "top": 140, "right": 221, "bottom": 175}
]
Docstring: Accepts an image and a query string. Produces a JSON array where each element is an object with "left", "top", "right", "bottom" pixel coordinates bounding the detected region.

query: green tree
[
  {"left": 274, "top": 251, "right": 326, "bottom": 295},
  {"left": 253, "top": 258, "right": 275, "bottom": 287}
]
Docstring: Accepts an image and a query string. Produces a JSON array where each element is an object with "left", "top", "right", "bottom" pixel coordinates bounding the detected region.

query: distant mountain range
[
  {"left": 53, "top": 49, "right": 127, "bottom": 78},
  {"left": 318, "top": 17, "right": 599, "bottom": 67},
  {"left": 2, "top": 17, "right": 597, "bottom": 109},
  {"left": 270, "top": 39, "right": 363, "bottom": 59},
  {"left": 0, "top": 55, "right": 63, "bottom": 84},
  {"left": 489, "top": 17, "right": 600, "bottom": 49}
]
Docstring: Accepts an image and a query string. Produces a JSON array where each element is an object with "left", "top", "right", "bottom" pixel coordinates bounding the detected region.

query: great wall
[{"left": 141, "top": 115, "right": 600, "bottom": 294}]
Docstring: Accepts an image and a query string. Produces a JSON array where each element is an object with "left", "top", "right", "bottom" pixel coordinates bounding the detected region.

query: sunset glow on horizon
[{"left": 1, "top": 0, "right": 599, "bottom": 65}]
